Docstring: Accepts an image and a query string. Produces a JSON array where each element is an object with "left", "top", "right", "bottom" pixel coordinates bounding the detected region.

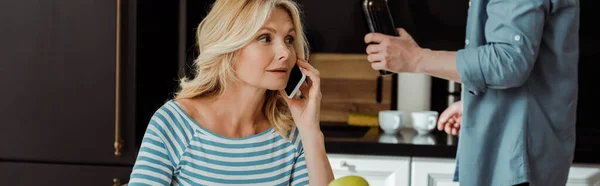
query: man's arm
[
  {"left": 415, "top": 50, "right": 461, "bottom": 83},
  {"left": 416, "top": 0, "right": 547, "bottom": 94}
]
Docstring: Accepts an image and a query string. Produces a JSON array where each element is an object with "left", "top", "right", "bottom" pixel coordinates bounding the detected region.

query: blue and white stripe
[{"left": 129, "top": 100, "right": 308, "bottom": 186}]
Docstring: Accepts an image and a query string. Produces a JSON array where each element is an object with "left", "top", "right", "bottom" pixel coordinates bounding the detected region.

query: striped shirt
[{"left": 128, "top": 100, "right": 309, "bottom": 186}]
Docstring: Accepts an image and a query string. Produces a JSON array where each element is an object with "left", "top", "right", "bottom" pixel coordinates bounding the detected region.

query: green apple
[{"left": 328, "top": 175, "right": 369, "bottom": 186}]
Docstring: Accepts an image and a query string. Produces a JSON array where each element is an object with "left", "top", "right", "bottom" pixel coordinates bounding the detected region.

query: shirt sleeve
[
  {"left": 457, "top": 0, "right": 547, "bottom": 95},
  {"left": 128, "top": 121, "right": 175, "bottom": 186},
  {"left": 290, "top": 145, "right": 309, "bottom": 186}
]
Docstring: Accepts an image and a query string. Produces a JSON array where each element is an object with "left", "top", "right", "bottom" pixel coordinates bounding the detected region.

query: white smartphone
[{"left": 285, "top": 64, "right": 307, "bottom": 99}]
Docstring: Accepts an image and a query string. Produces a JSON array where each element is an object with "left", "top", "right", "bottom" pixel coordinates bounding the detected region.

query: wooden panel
[
  {"left": 322, "top": 78, "right": 392, "bottom": 103},
  {"left": 310, "top": 53, "right": 380, "bottom": 80},
  {"left": 310, "top": 53, "right": 392, "bottom": 123},
  {"left": 321, "top": 102, "right": 391, "bottom": 123}
]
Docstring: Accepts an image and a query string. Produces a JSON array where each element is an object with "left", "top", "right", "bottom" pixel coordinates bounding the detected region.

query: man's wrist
[{"left": 414, "top": 48, "right": 433, "bottom": 73}]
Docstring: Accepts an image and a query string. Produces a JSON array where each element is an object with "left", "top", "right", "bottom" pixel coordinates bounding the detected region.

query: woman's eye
[
  {"left": 285, "top": 36, "right": 295, "bottom": 45},
  {"left": 259, "top": 35, "right": 272, "bottom": 43}
]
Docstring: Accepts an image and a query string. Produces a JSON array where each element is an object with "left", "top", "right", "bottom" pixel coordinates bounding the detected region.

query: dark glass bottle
[{"left": 362, "top": 0, "right": 398, "bottom": 76}]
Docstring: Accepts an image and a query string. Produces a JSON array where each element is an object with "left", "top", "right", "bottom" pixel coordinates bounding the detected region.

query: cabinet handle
[
  {"left": 113, "top": 178, "right": 121, "bottom": 186},
  {"left": 340, "top": 161, "right": 349, "bottom": 168},
  {"left": 339, "top": 160, "right": 357, "bottom": 172},
  {"left": 114, "top": 0, "right": 124, "bottom": 157}
]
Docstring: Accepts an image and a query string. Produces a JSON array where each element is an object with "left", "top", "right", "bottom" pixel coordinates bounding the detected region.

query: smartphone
[
  {"left": 285, "top": 64, "right": 307, "bottom": 99},
  {"left": 362, "top": 0, "right": 398, "bottom": 76}
]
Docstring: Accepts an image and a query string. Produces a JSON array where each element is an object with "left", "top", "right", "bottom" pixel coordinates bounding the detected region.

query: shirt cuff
[{"left": 456, "top": 48, "right": 487, "bottom": 95}]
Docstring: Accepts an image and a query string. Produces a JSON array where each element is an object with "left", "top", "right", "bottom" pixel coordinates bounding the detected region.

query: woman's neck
[{"left": 192, "top": 82, "right": 270, "bottom": 138}]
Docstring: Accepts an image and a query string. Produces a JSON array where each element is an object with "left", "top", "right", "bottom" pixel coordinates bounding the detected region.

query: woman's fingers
[
  {"left": 300, "top": 67, "right": 320, "bottom": 98},
  {"left": 299, "top": 82, "right": 310, "bottom": 98},
  {"left": 296, "top": 59, "right": 320, "bottom": 76}
]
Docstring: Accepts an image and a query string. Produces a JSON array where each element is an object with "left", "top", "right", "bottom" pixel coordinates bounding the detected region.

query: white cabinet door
[
  {"left": 567, "top": 164, "right": 600, "bottom": 186},
  {"left": 411, "top": 157, "right": 459, "bottom": 186},
  {"left": 327, "top": 154, "right": 411, "bottom": 186},
  {"left": 411, "top": 157, "right": 600, "bottom": 186}
]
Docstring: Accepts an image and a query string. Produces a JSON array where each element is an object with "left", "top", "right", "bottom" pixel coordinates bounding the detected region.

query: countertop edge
[{"left": 324, "top": 140, "right": 600, "bottom": 164}]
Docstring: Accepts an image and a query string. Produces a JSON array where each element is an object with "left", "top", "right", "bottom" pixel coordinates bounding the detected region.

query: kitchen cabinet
[
  {"left": 0, "top": 161, "right": 132, "bottom": 186},
  {"left": 411, "top": 157, "right": 459, "bottom": 186},
  {"left": 0, "top": 0, "right": 180, "bottom": 184},
  {"left": 568, "top": 164, "right": 600, "bottom": 186},
  {"left": 327, "top": 154, "right": 411, "bottom": 186},
  {"left": 411, "top": 157, "right": 600, "bottom": 186},
  {"left": 0, "top": 0, "right": 136, "bottom": 164},
  {"left": 328, "top": 154, "right": 600, "bottom": 186}
]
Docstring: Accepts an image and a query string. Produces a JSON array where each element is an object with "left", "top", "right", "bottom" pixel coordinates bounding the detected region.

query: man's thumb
[{"left": 396, "top": 28, "right": 412, "bottom": 39}]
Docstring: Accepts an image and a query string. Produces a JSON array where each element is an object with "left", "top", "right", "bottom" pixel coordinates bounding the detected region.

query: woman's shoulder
[
  {"left": 150, "top": 99, "right": 182, "bottom": 121},
  {"left": 286, "top": 126, "right": 304, "bottom": 153},
  {"left": 146, "top": 99, "right": 197, "bottom": 137}
]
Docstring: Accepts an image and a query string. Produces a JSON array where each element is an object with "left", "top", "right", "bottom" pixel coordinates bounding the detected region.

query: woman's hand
[
  {"left": 438, "top": 101, "right": 462, "bottom": 136},
  {"left": 280, "top": 58, "right": 334, "bottom": 186},
  {"left": 280, "top": 58, "right": 322, "bottom": 133}
]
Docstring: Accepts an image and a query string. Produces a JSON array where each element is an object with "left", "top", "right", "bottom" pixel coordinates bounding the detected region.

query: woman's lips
[
  {"left": 267, "top": 70, "right": 287, "bottom": 75},
  {"left": 267, "top": 68, "right": 288, "bottom": 75}
]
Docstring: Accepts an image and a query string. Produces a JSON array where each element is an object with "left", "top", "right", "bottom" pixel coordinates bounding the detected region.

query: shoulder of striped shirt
[
  {"left": 151, "top": 100, "right": 306, "bottom": 153},
  {"left": 288, "top": 126, "right": 305, "bottom": 154}
]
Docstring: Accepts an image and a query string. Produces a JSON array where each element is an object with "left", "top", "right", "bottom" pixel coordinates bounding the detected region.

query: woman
[{"left": 128, "top": 0, "right": 334, "bottom": 185}]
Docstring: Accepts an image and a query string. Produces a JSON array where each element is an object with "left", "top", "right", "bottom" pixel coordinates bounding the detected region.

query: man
[{"left": 363, "top": 0, "right": 579, "bottom": 185}]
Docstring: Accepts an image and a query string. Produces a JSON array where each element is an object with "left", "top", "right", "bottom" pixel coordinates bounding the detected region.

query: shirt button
[
  {"left": 465, "top": 39, "right": 470, "bottom": 45},
  {"left": 514, "top": 35, "right": 521, "bottom": 41}
]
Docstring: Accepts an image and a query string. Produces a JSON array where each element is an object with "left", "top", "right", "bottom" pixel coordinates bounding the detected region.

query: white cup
[
  {"left": 379, "top": 133, "right": 403, "bottom": 144},
  {"left": 411, "top": 111, "right": 438, "bottom": 134},
  {"left": 379, "top": 110, "right": 404, "bottom": 134},
  {"left": 412, "top": 134, "right": 436, "bottom": 145}
]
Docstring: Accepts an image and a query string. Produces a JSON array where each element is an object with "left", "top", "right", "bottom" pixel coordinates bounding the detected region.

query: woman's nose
[{"left": 276, "top": 43, "right": 291, "bottom": 61}]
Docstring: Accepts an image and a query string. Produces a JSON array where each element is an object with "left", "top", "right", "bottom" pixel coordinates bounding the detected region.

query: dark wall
[
  {"left": 184, "top": 0, "right": 214, "bottom": 78},
  {"left": 183, "top": 0, "right": 597, "bottom": 136},
  {"left": 296, "top": 0, "right": 468, "bottom": 53},
  {"left": 183, "top": 0, "right": 464, "bottom": 112},
  {"left": 186, "top": 0, "right": 466, "bottom": 53},
  {"left": 574, "top": 0, "right": 600, "bottom": 154},
  {"left": 297, "top": 0, "right": 467, "bottom": 115},
  {"left": 134, "top": 0, "right": 181, "bottom": 148}
]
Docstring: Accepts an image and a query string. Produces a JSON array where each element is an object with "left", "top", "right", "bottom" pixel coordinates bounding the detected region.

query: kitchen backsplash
[
  {"left": 309, "top": 53, "right": 431, "bottom": 126},
  {"left": 309, "top": 53, "right": 393, "bottom": 123}
]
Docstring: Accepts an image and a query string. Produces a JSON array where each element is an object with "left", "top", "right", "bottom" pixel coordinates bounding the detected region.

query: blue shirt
[
  {"left": 454, "top": 0, "right": 579, "bottom": 185},
  {"left": 128, "top": 100, "right": 309, "bottom": 186}
]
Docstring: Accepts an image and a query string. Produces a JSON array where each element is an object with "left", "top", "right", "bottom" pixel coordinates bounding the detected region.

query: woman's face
[{"left": 235, "top": 8, "right": 297, "bottom": 91}]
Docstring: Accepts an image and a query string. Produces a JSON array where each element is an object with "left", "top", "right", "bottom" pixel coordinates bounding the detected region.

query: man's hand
[
  {"left": 364, "top": 28, "right": 424, "bottom": 73},
  {"left": 438, "top": 101, "right": 462, "bottom": 136}
]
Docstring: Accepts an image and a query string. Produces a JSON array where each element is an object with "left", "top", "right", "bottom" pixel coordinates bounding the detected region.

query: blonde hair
[{"left": 175, "top": 0, "right": 309, "bottom": 139}]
